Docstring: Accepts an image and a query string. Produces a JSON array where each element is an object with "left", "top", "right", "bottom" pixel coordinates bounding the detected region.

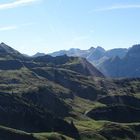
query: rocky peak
[
  {"left": 126, "top": 44, "right": 140, "bottom": 58},
  {"left": 0, "top": 42, "right": 18, "bottom": 54}
]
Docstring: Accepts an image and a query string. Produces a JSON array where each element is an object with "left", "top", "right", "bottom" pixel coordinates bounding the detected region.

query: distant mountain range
[
  {"left": 48, "top": 46, "right": 128, "bottom": 65},
  {"left": 34, "top": 44, "right": 140, "bottom": 78}
]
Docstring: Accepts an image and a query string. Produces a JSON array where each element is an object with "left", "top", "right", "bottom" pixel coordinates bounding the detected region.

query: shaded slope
[
  {"left": 34, "top": 55, "right": 104, "bottom": 77},
  {"left": 31, "top": 67, "right": 102, "bottom": 101},
  {"left": 86, "top": 105, "right": 140, "bottom": 123},
  {"left": 0, "top": 60, "right": 23, "bottom": 70},
  {"left": 98, "top": 95, "right": 140, "bottom": 108},
  {"left": 0, "top": 125, "right": 36, "bottom": 140},
  {"left": 99, "top": 123, "right": 135, "bottom": 140},
  {"left": 0, "top": 125, "right": 74, "bottom": 140},
  {"left": 22, "top": 86, "right": 72, "bottom": 117},
  {"left": 0, "top": 93, "right": 80, "bottom": 139}
]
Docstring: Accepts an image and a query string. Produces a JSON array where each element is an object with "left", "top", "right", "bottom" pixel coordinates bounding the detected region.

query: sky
[{"left": 0, "top": 0, "right": 140, "bottom": 55}]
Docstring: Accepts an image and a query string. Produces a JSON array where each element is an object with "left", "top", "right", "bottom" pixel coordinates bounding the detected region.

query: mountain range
[
  {"left": 48, "top": 46, "right": 128, "bottom": 64},
  {"left": 1, "top": 42, "right": 140, "bottom": 139},
  {"left": 36, "top": 44, "right": 140, "bottom": 78}
]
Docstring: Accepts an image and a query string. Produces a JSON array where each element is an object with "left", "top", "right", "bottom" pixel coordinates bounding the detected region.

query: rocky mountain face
[
  {"left": 1, "top": 43, "right": 140, "bottom": 140},
  {"left": 105, "top": 48, "right": 128, "bottom": 58},
  {"left": 98, "top": 44, "right": 140, "bottom": 77}
]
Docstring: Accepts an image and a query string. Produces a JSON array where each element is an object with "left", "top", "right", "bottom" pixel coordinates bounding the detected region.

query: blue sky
[{"left": 0, "top": 0, "right": 140, "bottom": 55}]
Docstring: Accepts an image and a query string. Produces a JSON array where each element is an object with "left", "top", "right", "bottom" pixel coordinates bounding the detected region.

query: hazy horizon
[{"left": 0, "top": 0, "right": 140, "bottom": 55}]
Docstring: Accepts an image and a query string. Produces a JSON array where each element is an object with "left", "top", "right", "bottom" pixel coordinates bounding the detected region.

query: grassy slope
[
  {"left": 0, "top": 125, "right": 74, "bottom": 140},
  {"left": 65, "top": 93, "right": 140, "bottom": 139},
  {"left": 34, "top": 132, "right": 74, "bottom": 140}
]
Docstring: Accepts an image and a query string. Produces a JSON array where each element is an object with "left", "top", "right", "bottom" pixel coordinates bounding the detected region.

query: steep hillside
[
  {"left": 0, "top": 42, "right": 28, "bottom": 60},
  {"left": 0, "top": 92, "right": 79, "bottom": 139}
]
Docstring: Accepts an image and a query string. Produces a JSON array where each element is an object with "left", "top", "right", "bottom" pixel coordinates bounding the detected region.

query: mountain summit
[
  {"left": 0, "top": 42, "right": 19, "bottom": 54},
  {"left": 126, "top": 44, "right": 140, "bottom": 58},
  {"left": 0, "top": 42, "right": 26, "bottom": 60}
]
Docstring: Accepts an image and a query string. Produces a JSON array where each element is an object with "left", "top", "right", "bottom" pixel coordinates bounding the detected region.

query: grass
[
  {"left": 66, "top": 96, "right": 106, "bottom": 116},
  {"left": 74, "top": 120, "right": 112, "bottom": 140},
  {"left": 134, "top": 93, "right": 140, "bottom": 99},
  {"left": 0, "top": 125, "right": 35, "bottom": 140},
  {"left": 75, "top": 120, "right": 140, "bottom": 140},
  {"left": 33, "top": 132, "right": 74, "bottom": 140},
  {"left": 0, "top": 125, "right": 30, "bottom": 135},
  {"left": 80, "top": 132, "right": 107, "bottom": 140},
  {"left": 0, "top": 125, "right": 74, "bottom": 140},
  {"left": 75, "top": 120, "right": 107, "bottom": 132}
]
